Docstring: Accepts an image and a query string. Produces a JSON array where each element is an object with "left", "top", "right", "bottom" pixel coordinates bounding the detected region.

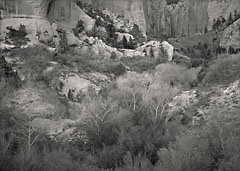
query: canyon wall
[
  {"left": 0, "top": 0, "right": 51, "bottom": 18},
  {"left": 0, "top": 0, "right": 91, "bottom": 29},
  {"left": 0, "top": 0, "right": 239, "bottom": 40},
  {"left": 0, "top": 0, "right": 94, "bottom": 45},
  {"left": 90, "top": 0, "right": 147, "bottom": 33},
  {"left": 84, "top": 0, "right": 240, "bottom": 38},
  {"left": 143, "top": 0, "right": 240, "bottom": 38}
]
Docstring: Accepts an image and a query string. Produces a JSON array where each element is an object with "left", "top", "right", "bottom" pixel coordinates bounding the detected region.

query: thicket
[
  {"left": 1, "top": 45, "right": 240, "bottom": 171},
  {"left": 166, "top": 0, "right": 180, "bottom": 5},
  {"left": 0, "top": 57, "right": 209, "bottom": 171},
  {"left": 203, "top": 54, "right": 240, "bottom": 86}
]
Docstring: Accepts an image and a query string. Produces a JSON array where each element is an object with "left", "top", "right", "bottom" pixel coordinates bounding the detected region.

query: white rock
[
  {"left": 162, "top": 41, "right": 174, "bottom": 61},
  {"left": 59, "top": 73, "right": 91, "bottom": 97},
  {"left": 0, "top": 43, "right": 15, "bottom": 50}
]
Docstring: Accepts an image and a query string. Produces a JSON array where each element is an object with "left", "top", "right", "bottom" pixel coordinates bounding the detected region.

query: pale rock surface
[
  {"left": 78, "top": 36, "right": 123, "bottom": 59},
  {"left": 116, "top": 32, "right": 134, "bottom": 42},
  {"left": 162, "top": 41, "right": 174, "bottom": 61},
  {"left": 0, "top": 18, "right": 58, "bottom": 45},
  {"left": 59, "top": 73, "right": 91, "bottom": 97},
  {"left": 121, "top": 49, "right": 145, "bottom": 58},
  {"left": 0, "top": 43, "right": 15, "bottom": 50},
  {"left": 136, "top": 40, "right": 174, "bottom": 61}
]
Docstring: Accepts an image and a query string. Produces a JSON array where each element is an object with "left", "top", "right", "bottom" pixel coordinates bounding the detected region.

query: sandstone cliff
[
  {"left": 81, "top": 0, "right": 240, "bottom": 38},
  {"left": 0, "top": 0, "right": 94, "bottom": 45},
  {"left": 1, "top": 0, "right": 239, "bottom": 39}
]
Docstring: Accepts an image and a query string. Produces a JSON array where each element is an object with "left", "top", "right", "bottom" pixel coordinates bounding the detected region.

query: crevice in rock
[{"left": 47, "top": 0, "right": 54, "bottom": 17}]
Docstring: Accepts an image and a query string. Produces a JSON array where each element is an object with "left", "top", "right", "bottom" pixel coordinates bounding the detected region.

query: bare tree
[
  {"left": 81, "top": 98, "right": 119, "bottom": 138},
  {"left": 144, "top": 82, "right": 179, "bottom": 124}
]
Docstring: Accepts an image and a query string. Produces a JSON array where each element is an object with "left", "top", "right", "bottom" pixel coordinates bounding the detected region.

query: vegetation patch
[
  {"left": 5, "top": 24, "right": 29, "bottom": 47},
  {"left": 203, "top": 55, "right": 240, "bottom": 86}
]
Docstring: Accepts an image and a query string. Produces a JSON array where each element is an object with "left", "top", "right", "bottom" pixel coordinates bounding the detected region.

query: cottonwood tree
[
  {"left": 81, "top": 97, "right": 128, "bottom": 148},
  {"left": 144, "top": 82, "right": 179, "bottom": 124},
  {"left": 0, "top": 130, "right": 13, "bottom": 169},
  {"left": 11, "top": 113, "right": 42, "bottom": 152},
  {"left": 115, "top": 72, "right": 151, "bottom": 112},
  {"left": 11, "top": 101, "right": 44, "bottom": 152}
]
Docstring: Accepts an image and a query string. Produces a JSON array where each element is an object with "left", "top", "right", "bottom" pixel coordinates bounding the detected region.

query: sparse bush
[
  {"left": 57, "top": 28, "right": 69, "bottom": 53},
  {"left": 110, "top": 51, "right": 117, "bottom": 59}
]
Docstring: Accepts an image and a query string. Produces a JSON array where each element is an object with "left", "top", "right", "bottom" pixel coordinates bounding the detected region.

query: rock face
[
  {"left": 166, "top": 0, "right": 240, "bottom": 37},
  {"left": 0, "top": 0, "right": 94, "bottom": 45},
  {"left": 81, "top": 0, "right": 240, "bottom": 38},
  {"left": 0, "top": 0, "right": 94, "bottom": 32},
  {"left": 91, "top": 0, "right": 147, "bottom": 32},
  {"left": 1, "top": 0, "right": 239, "bottom": 40}
]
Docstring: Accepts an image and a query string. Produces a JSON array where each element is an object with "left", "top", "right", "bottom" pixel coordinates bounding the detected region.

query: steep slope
[{"left": 220, "top": 18, "right": 240, "bottom": 49}]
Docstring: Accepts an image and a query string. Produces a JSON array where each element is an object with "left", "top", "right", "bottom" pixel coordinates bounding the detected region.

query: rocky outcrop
[
  {"left": 77, "top": 36, "right": 124, "bottom": 59},
  {"left": 136, "top": 40, "right": 174, "bottom": 61}
]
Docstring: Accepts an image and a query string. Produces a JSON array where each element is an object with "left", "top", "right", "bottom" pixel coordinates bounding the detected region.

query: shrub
[
  {"left": 203, "top": 55, "right": 240, "bottom": 86},
  {"left": 155, "top": 131, "right": 213, "bottom": 171},
  {"left": 121, "top": 56, "right": 160, "bottom": 73},
  {"left": 155, "top": 63, "right": 201, "bottom": 88},
  {"left": 57, "top": 28, "right": 69, "bottom": 53},
  {"left": 6, "top": 24, "right": 29, "bottom": 47},
  {"left": 73, "top": 20, "right": 85, "bottom": 36},
  {"left": 0, "top": 56, "right": 21, "bottom": 99},
  {"left": 95, "top": 145, "right": 125, "bottom": 169}
]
